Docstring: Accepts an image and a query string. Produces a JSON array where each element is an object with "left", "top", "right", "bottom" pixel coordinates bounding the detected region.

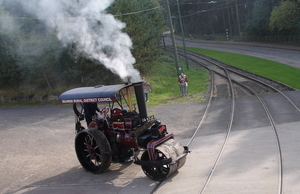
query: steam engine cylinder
[{"left": 116, "top": 133, "right": 137, "bottom": 148}]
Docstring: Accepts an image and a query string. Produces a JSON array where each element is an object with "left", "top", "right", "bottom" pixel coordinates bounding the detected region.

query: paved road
[
  {"left": 165, "top": 37, "right": 300, "bottom": 69},
  {"left": 0, "top": 104, "right": 204, "bottom": 194},
  {"left": 2, "top": 91, "right": 300, "bottom": 194},
  {"left": 1, "top": 41, "right": 300, "bottom": 194}
]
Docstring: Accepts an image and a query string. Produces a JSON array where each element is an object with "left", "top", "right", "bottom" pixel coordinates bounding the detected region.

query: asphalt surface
[
  {"left": 159, "top": 91, "right": 300, "bottom": 194},
  {"left": 168, "top": 37, "right": 300, "bottom": 69},
  {"left": 1, "top": 41, "right": 300, "bottom": 194},
  {"left": 1, "top": 90, "right": 300, "bottom": 194}
]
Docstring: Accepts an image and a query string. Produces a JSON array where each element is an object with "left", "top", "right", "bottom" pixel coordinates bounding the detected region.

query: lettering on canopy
[{"left": 60, "top": 97, "right": 115, "bottom": 104}]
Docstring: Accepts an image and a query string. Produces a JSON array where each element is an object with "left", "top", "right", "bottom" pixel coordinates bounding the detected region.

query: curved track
[
  {"left": 152, "top": 47, "right": 300, "bottom": 194},
  {"left": 169, "top": 36, "right": 300, "bottom": 69},
  {"left": 1, "top": 45, "right": 300, "bottom": 194}
]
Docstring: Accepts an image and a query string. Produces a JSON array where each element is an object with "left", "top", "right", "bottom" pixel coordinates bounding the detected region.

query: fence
[
  {"left": 235, "top": 35, "right": 300, "bottom": 44},
  {"left": 191, "top": 34, "right": 300, "bottom": 44}
]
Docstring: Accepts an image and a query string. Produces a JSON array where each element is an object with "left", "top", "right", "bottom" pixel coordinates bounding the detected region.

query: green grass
[
  {"left": 0, "top": 55, "right": 209, "bottom": 107},
  {"left": 186, "top": 47, "right": 300, "bottom": 89},
  {"left": 2, "top": 47, "right": 299, "bottom": 107},
  {"left": 145, "top": 58, "right": 209, "bottom": 107}
]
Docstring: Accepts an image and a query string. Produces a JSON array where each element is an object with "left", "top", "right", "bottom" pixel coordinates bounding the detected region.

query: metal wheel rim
[
  {"left": 82, "top": 133, "right": 103, "bottom": 167},
  {"left": 75, "top": 131, "right": 104, "bottom": 172},
  {"left": 141, "top": 150, "right": 174, "bottom": 181}
]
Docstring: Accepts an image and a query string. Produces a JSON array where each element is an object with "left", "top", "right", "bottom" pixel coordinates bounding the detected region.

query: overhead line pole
[
  {"left": 176, "top": 0, "right": 189, "bottom": 69},
  {"left": 166, "top": 0, "right": 180, "bottom": 75}
]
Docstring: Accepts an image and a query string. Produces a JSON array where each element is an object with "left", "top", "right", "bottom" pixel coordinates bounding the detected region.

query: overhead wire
[
  {"left": 172, "top": 1, "right": 255, "bottom": 18},
  {"left": 0, "top": 5, "right": 163, "bottom": 20},
  {"left": 113, "top": 5, "right": 163, "bottom": 16}
]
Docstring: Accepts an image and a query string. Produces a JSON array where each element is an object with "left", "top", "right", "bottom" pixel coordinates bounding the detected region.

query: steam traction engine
[{"left": 59, "top": 81, "right": 189, "bottom": 180}]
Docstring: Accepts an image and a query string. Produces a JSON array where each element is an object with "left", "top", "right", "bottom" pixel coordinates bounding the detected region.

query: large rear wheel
[{"left": 75, "top": 128, "right": 112, "bottom": 173}]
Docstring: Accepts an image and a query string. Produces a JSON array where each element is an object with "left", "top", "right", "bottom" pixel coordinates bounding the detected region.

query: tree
[
  {"left": 0, "top": 0, "right": 166, "bottom": 91},
  {"left": 0, "top": 3, "right": 22, "bottom": 88},
  {"left": 0, "top": 35, "right": 22, "bottom": 88},
  {"left": 245, "top": 0, "right": 272, "bottom": 36},
  {"left": 108, "top": 0, "right": 165, "bottom": 74},
  {"left": 269, "top": 0, "right": 300, "bottom": 35}
]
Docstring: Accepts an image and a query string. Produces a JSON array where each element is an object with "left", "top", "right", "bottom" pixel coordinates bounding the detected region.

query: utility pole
[
  {"left": 166, "top": 0, "right": 180, "bottom": 75},
  {"left": 235, "top": 0, "right": 241, "bottom": 36},
  {"left": 176, "top": 0, "right": 189, "bottom": 69},
  {"left": 226, "top": 6, "right": 232, "bottom": 39}
]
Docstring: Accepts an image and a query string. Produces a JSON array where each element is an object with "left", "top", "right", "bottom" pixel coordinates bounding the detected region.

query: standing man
[
  {"left": 142, "top": 77, "right": 149, "bottom": 102},
  {"left": 83, "top": 103, "right": 100, "bottom": 125},
  {"left": 178, "top": 73, "right": 188, "bottom": 96}
]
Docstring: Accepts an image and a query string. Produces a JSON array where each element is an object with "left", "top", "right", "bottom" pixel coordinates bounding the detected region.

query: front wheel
[
  {"left": 75, "top": 128, "right": 112, "bottom": 173},
  {"left": 141, "top": 139, "right": 182, "bottom": 181},
  {"left": 73, "top": 103, "right": 84, "bottom": 120}
]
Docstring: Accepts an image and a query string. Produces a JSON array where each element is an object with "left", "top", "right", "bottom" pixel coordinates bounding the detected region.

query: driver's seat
[{"left": 111, "top": 108, "right": 123, "bottom": 121}]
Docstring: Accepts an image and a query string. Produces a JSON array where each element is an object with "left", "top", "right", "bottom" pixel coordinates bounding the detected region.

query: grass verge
[
  {"left": 2, "top": 47, "right": 299, "bottom": 107},
  {"left": 145, "top": 56, "right": 209, "bottom": 107},
  {"left": 0, "top": 54, "right": 209, "bottom": 107},
  {"left": 186, "top": 47, "right": 300, "bottom": 89}
]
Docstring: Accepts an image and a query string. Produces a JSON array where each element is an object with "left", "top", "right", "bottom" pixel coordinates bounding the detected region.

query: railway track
[
  {"left": 152, "top": 47, "right": 300, "bottom": 194},
  {"left": 1, "top": 45, "right": 300, "bottom": 194}
]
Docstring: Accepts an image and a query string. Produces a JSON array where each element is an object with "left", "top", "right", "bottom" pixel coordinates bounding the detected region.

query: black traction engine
[{"left": 59, "top": 81, "right": 189, "bottom": 181}]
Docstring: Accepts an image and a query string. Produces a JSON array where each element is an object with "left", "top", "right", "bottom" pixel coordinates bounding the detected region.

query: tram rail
[{"left": 152, "top": 46, "right": 300, "bottom": 194}]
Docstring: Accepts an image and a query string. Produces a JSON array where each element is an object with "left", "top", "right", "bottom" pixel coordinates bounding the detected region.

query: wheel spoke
[
  {"left": 140, "top": 145, "right": 179, "bottom": 181},
  {"left": 83, "top": 134, "right": 102, "bottom": 166},
  {"left": 75, "top": 129, "right": 112, "bottom": 173},
  {"left": 96, "top": 153, "right": 102, "bottom": 159},
  {"left": 90, "top": 135, "right": 94, "bottom": 145}
]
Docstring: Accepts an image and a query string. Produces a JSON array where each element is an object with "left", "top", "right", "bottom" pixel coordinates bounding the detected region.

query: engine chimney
[{"left": 134, "top": 83, "right": 147, "bottom": 121}]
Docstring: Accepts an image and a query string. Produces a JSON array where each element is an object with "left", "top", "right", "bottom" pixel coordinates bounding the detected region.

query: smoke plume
[{"left": 5, "top": 0, "right": 141, "bottom": 82}]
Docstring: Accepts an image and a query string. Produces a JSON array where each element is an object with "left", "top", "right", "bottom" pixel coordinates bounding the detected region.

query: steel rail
[
  {"left": 186, "top": 68, "right": 214, "bottom": 147},
  {"left": 164, "top": 47, "right": 236, "bottom": 194},
  {"left": 188, "top": 53, "right": 283, "bottom": 194},
  {"left": 184, "top": 49, "right": 300, "bottom": 113},
  {"left": 166, "top": 47, "right": 236, "bottom": 193},
  {"left": 230, "top": 79, "right": 283, "bottom": 194},
  {"left": 167, "top": 47, "right": 284, "bottom": 194},
  {"left": 199, "top": 67, "right": 236, "bottom": 194}
]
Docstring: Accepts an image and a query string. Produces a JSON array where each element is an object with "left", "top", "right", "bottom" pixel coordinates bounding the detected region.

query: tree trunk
[{"left": 235, "top": 0, "right": 242, "bottom": 36}]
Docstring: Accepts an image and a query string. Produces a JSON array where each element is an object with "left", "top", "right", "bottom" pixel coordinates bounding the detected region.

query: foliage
[
  {"left": 244, "top": 0, "right": 272, "bottom": 36},
  {"left": 166, "top": 0, "right": 300, "bottom": 38},
  {"left": 1, "top": 0, "right": 300, "bottom": 104},
  {"left": 170, "top": 0, "right": 259, "bottom": 36},
  {"left": 269, "top": 1, "right": 300, "bottom": 35},
  {"left": 108, "top": 0, "right": 165, "bottom": 74},
  {"left": 0, "top": 4, "right": 22, "bottom": 88},
  {"left": 0, "top": 48, "right": 22, "bottom": 88},
  {"left": 0, "top": 0, "right": 165, "bottom": 91}
]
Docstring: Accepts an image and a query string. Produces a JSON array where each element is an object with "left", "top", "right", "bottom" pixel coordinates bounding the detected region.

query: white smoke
[{"left": 18, "top": 0, "right": 141, "bottom": 82}]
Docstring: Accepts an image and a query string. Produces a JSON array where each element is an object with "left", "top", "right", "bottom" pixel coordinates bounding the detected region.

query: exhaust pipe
[{"left": 134, "top": 83, "right": 147, "bottom": 121}]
